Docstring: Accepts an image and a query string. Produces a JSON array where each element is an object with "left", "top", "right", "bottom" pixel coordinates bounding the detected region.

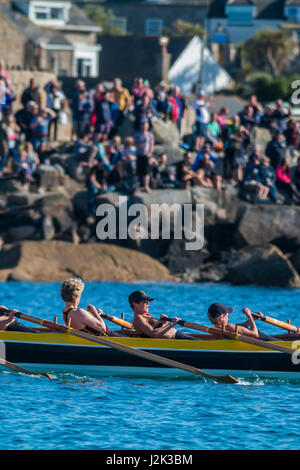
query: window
[
  {"left": 32, "top": 4, "right": 66, "bottom": 23},
  {"left": 226, "top": 6, "right": 254, "bottom": 26},
  {"left": 109, "top": 17, "right": 127, "bottom": 33},
  {"left": 34, "top": 6, "right": 48, "bottom": 20},
  {"left": 51, "top": 8, "right": 64, "bottom": 20},
  {"left": 286, "top": 7, "right": 300, "bottom": 22},
  {"left": 145, "top": 18, "right": 163, "bottom": 36}
]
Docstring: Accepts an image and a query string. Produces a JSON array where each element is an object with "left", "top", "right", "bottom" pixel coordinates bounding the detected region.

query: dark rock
[
  {"left": 234, "top": 205, "right": 300, "bottom": 252},
  {"left": 5, "top": 225, "right": 38, "bottom": 242},
  {"left": 225, "top": 244, "right": 300, "bottom": 288},
  {"left": 291, "top": 247, "right": 300, "bottom": 275},
  {"left": 162, "top": 238, "right": 209, "bottom": 274},
  {"left": 37, "top": 164, "right": 65, "bottom": 190}
]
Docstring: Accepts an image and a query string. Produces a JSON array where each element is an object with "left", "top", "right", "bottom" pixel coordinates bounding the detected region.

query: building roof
[
  {"left": 98, "top": 35, "right": 191, "bottom": 85},
  {"left": 11, "top": 1, "right": 101, "bottom": 31},
  {"left": 79, "top": 0, "right": 209, "bottom": 5},
  {"left": 208, "top": 0, "right": 286, "bottom": 19},
  {"left": 227, "top": 0, "right": 253, "bottom": 5},
  {"left": 0, "top": 2, "right": 73, "bottom": 46},
  {"left": 285, "top": 0, "right": 300, "bottom": 5}
]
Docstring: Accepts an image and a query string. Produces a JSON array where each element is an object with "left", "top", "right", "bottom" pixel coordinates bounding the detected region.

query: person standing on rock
[
  {"left": 61, "top": 278, "right": 122, "bottom": 337},
  {"left": 134, "top": 118, "right": 155, "bottom": 193}
]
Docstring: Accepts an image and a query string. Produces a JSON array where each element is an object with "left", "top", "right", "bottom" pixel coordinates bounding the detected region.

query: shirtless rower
[
  {"left": 0, "top": 305, "right": 36, "bottom": 332},
  {"left": 207, "top": 303, "right": 271, "bottom": 340},
  {"left": 129, "top": 290, "right": 197, "bottom": 340},
  {"left": 61, "top": 278, "right": 122, "bottom": 337}
]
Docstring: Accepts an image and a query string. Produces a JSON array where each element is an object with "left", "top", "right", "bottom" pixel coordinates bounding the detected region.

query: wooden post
[{"left": 54, "top": 316, "right": 58, "bottom": 324}]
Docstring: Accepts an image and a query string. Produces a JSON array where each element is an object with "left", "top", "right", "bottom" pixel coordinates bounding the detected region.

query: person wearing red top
[{"left": 276, "top": 157, "right": 300, "bottom": 203}]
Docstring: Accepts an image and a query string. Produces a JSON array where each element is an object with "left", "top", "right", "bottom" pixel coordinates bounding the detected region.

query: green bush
[{"left": 246, "top": 73, "right": 298, "bottom": 102}]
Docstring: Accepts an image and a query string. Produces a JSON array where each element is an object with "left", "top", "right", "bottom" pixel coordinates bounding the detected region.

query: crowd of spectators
[
  {"left": 190, "top": 93, "right": 300, "bottom": 204},
  {"left": 0, "top": 65, "right": 299, "bottom": 206}
]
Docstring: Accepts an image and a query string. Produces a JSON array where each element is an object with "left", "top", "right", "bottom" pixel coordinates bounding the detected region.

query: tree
[
  {"left": 83, "top": 5, "right": 128, "bottom": 36},
  {"left": 172, "top": 19, "right": 204, "bottom": 38},
  {"left": 241, "top": 29, "right": 294, "bottom": 77}
]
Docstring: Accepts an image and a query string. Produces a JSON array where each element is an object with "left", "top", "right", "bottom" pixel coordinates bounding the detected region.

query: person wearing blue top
[
  {"left": 192, "top": 144, "right": 218, "bottom": 172},
  {"left": 258, "top": 156, "right": 281, "bottom": 204}
]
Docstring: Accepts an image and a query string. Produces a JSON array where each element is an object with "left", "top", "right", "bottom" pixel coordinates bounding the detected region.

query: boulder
[
  {"left": 291, "top": 247, "right": 300, "bottom": 275},
  {"left": 253, "top": 127, "right": 271, "bottom": 153},
  {"left": 235, "top": 205, "right": 300, "bottom": 251},
  {"left": 151, "top": 117, "right": 180, "bottom": 146},
  {"left": 225, "top": 244, "right": 300, "bottom": 288},
  {"left": 154, "top": 144, "right": 184, "bottom": 165},
  {"left": 162, "top": 238, "right": 209, "bottom": 274},
  {"left": 0, "top": 241, "right": 174, "bottom": 282},
  {"left": 5, "top": 225, "right": 38, "bottom": 243},
  {"left": 39, "top": 196, "right": 75, "bottom": 234},
  {"left": 37, "top": 164, "right": 65, "bottom": 190}
]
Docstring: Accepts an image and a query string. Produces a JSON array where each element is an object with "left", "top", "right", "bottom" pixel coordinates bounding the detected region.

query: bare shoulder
[{"left": 69, "top": 308, "right": 87, "bottom": 319}]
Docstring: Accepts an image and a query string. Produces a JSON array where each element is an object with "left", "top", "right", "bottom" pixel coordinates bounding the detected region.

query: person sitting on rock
[
  {"left": 193, "top": 151, "right": 222, "bottom": 190},
  {"left": 207, "top": 303, "right": 271, "bottom": 340},
  {"left": 258, "top": 156, "right": 282, "bottom": 204},
  {"left": 175, "top": 151, "right": 197, "bottom": 188},
  {"left": 129, "top": 290, "right": 197, "bottom": 340},
  {"left": 61, "top": 278, "right": 122, "bottom": 337},
  {"left": 276, "top": 156, "right": 300, "bottom": 204},
  {"left": 0, "top": 306, "right": 37, "bottom": 332},
  {"left": 294, "top": 156, "right": 300, "bottom": 193}
]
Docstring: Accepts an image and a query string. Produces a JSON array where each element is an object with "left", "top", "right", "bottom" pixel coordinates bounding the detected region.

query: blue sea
[{"left": 0, "top": 281, "right": 299, "bottom": 450}]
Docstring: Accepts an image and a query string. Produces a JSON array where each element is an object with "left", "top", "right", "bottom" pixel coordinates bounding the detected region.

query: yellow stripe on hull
[{"left": 0, "top": 331, "right": 296, "bottom": 352}]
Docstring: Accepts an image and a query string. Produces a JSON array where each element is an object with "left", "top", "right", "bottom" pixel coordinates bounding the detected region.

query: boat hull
[{"left": 0, "top": 331, "right": 299, "bottom": 379}]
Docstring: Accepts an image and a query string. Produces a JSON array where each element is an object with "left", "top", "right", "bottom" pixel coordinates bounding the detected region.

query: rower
[
  {"left": 61, "top": 278, "right": 122, "bottom": 337},
  {"left": 0, "top": 305, "right": 37, "bottom": 332},
  {"left": 129, "top": 290, "right": 197, "bottom": 340},
  {"left": 207, "top": 303, "right": 273, "bottom": 341}
]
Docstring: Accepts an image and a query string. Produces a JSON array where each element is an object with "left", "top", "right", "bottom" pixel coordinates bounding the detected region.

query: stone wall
[{"left": 0, "top": 14, "right": 28, "bottom": 68}]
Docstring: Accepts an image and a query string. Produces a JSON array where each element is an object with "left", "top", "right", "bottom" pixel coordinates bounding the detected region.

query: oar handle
[
  {"left": 163, "top": 316, "right": 185, "bottom": 326},
  {"left": 98, "top": 311, "right": 133, "bottom": 330}
]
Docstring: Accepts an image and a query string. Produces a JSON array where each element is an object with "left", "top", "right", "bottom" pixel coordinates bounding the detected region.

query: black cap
[
  {"left": 208, "top": 303, "right": 233, "bottom": 319},
  {"left": 128, "top": 290, "right": 154, "bottom": 305}
]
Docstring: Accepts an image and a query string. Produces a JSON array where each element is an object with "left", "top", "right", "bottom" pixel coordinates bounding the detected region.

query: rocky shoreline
[
  {"left": 0, "top": 170, "right": 299, "bottom": 287},
  {"left": 0, "top": 119, "right": 299, "bottom": 287}
]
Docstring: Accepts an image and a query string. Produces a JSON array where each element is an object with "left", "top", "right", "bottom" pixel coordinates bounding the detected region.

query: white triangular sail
[{"left": 168, "top": 35, "right": 232, "bottom": 95}]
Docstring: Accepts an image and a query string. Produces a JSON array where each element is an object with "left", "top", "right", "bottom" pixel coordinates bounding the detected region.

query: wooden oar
[
  {"left": 97, "top": 311, "right": 133, "bottom": 330},
  {"left": 0, "top": 357, "right": 53, "bottom": 379},
  {"left": 251, "top": 312, "right": 300, "bottom": 334},
  {"left": 162, "top": 318, "right": 296, "bottom": 356},
  {"left": 8, "top": 310, "right": 239, "bottom": 384}
]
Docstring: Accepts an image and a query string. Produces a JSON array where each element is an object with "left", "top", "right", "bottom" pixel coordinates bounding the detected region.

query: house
[
  {"left": 98, "top": 34, "right": 232, "bottom": 94},
  {"left": 76, "top": 0, "right": 210, "bottom": 36},
  {"left": 207, "top": 0, "right": 300, "bottom": 66},
  {"left": 0, "top": 0, "right": 101, "bottom": 77}
]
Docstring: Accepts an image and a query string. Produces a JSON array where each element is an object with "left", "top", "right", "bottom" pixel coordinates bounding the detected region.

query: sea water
[{"left": 0, "top": 281, "right": 299, "bottom": 450}]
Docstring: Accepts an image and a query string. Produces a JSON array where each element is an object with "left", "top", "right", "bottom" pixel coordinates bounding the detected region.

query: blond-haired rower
[{"left": 61, "top": 278, "right": 121, "bottom": 337}]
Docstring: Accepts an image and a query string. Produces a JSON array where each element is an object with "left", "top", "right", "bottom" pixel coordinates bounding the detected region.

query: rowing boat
[{"left": 0, "top": 329, "right": 300, "bottom": 379}]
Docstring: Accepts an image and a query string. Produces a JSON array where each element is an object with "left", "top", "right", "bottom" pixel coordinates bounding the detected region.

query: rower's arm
[
  {"left": 74, "top": 309, "right": 107, "bottom": 335},
  {"left": 0, "top": 312, "right": 15, "bottom": 330},
  {"left": 133, "top": 315, "right": 177, "bottom": 339}
]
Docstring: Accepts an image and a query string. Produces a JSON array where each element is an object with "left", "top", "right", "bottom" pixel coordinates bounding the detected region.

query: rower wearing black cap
[
  {"left": 207, "top": 303, "right": 271, "bottom": 340},
  {"left": 129, "top": 290, "right": 197, "bottom": 340}
]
